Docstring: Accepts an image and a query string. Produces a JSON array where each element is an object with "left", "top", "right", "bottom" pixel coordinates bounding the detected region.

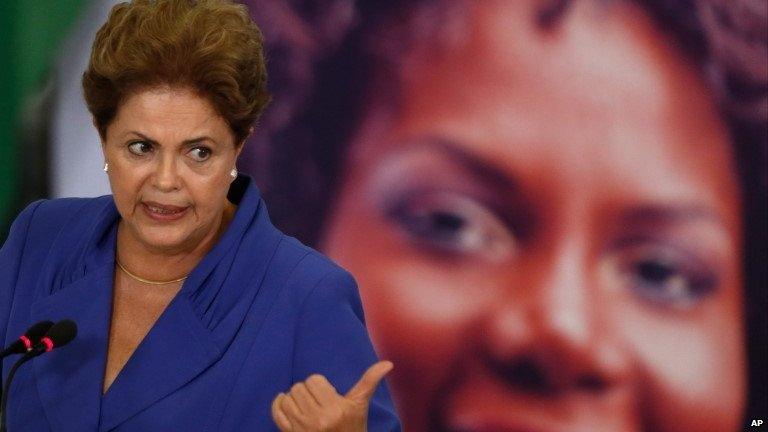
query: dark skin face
[{"left": 321, "top": 1, "right": 745, "bottom": 431}]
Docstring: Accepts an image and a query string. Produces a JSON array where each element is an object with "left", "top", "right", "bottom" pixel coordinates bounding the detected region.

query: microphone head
[
  {"left": 25, "top": 320, "right": 55, "bottom": 341},
  {"left": 40, "top": 320, "right": 78, "bottom": 351},
  {"left": 1, "top": 320, "right": 55, "bottom": 357}
]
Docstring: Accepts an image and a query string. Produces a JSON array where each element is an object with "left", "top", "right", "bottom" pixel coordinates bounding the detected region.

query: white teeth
[{"left": 148, "top": 205, "right": 181, "bottom": 215}]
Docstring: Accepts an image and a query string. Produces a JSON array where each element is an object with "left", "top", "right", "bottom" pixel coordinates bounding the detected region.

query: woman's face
[
  {"left": 321, "top": 1, "right": 745, "bottom": 431},
  {"left": 102, "top": 87, "right": 241, "bottom": 254}
]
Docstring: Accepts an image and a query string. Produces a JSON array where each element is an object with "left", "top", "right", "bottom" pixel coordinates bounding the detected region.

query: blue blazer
[{"left": 0, "top": 176, "right": 401, "bottom": 431}]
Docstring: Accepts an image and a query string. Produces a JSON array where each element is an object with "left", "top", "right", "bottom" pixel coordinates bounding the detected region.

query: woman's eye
[
  {"left": 609, "top": 245, "right": 718, "bottom": 309},
  {"left": 385, "top": 190, "right": 516, "bottom": 262},
  {"left": 188, "top": 147, "right": 212, "bottom": 162},
  {"left": 127, "top": 141, "right": 152, "bottom": 155}
]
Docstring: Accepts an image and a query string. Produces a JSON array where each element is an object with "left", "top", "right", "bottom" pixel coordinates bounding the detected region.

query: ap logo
[{"left": 752, "top": 419, "right": 764, "bottom": 427}]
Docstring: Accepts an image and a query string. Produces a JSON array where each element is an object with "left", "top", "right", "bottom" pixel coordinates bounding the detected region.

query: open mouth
[{"left": 142, "top": 202, "right": 189, "bottom": 221}]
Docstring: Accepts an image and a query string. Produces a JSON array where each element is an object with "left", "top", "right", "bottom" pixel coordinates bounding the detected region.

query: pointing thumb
[{"left": 345, "top": 361, "right": 393, "bottom": 403}]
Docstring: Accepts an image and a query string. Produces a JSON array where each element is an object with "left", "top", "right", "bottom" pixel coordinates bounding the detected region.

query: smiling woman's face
[
  {"left": 102, "top": 87, "right": 241, "bottom": 254},
  {"left": 321, "top": 1, "right": 746, "bottom": 431}
]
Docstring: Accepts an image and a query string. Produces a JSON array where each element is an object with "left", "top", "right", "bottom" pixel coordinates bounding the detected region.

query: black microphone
[
  {"left": 0, "top": 321, "right": 55, "bottom": 412},
  {"left": 22, "top": 320, "right": 77, "bottom": 358},
  {"left": 0, "top": 321, "right": 55, "bottom": 359},
  {"left": 0, "top": 320, "right": 77, "bottom": 432}
]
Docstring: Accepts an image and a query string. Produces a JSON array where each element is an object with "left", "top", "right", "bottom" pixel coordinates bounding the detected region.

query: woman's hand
[{"left": 271, "top": 360, "right": 394, "bottom": 432}]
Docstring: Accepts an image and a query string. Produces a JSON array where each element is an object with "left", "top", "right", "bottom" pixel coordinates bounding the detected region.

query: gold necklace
[{"left": 116, "top": 259, "right": 188, "bottom": 285}]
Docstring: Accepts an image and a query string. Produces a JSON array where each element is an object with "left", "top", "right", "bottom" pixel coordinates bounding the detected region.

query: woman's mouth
[{"left": 142, "top": 201, "right": 189, "bottom": 222}]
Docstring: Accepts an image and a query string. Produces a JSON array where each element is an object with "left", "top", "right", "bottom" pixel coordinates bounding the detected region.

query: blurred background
[
  {"left": 1, "top": 1, "right": 766, "bottom": 430},
  {"left": 0, "top": 0, "right": 94, "bottom": 233}
]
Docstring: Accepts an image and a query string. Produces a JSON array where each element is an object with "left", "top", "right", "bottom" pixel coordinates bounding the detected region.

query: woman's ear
[
  {"left": 235, "top": 127, "right": 253, "bottom": 158},
  {"left": 94, "top": 118, "right": 106, "bottom": 149}
]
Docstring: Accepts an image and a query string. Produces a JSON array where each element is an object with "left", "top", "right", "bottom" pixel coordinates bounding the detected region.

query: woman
[
  {"left": 0, "top": 1, "right": 400, "bottom": 431},
  {"left": 244, "top": 0, "right": 767, "bottom": 431}
]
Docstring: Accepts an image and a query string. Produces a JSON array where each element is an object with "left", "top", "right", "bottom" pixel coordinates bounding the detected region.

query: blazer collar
[
  {"left": 23, "top": 192, "right": 115, "bottom": 430},
  {"left": 30, "top": 175, "right": 283, "bottom": 431}
]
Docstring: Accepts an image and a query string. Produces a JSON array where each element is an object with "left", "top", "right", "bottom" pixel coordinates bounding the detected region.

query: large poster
[
  {"left": 242, "top": 1, "right": 767, "bottom": 431},
  {"left": 6, "top": 0, "right": 767, "bottom": 430}
]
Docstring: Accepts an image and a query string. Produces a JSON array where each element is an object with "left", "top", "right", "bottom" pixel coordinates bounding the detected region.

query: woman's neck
[{"left": 115, "top": 200, "right": 237, "bottom": 283}]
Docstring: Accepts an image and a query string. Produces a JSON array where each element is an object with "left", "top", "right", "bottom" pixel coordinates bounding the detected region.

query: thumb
[{"left": 345, "top": 360, "right": 394, "bottom": 403}]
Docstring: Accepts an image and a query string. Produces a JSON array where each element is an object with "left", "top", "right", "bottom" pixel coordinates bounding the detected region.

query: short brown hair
[{"left": 83, "top": 0, "right": 270, "bottom": 144}]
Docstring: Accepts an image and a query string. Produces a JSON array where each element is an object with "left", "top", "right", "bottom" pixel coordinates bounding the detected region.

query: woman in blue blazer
[{"left": 0, "top": 1, "right": 400, "bottom": 431}]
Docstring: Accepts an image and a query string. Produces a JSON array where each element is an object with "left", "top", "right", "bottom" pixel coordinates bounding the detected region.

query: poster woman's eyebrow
[
  {"left": 412, "top": 135, "right": 521, "bottom": 193},
  {"left": 619, "top": 205, "right": 727, "bottom": 228}
]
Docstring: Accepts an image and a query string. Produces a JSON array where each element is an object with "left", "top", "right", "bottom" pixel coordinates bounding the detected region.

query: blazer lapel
[
  {"left": 98, "top": 295, "right": 222, "bottom": 431},
  {"left": 99, "top": 176, "right": 278, "bottom": 430},
  {"left": 26, "top": 176, "right": 281, "bottom": 431},
  {"left": 30, "top": 262, "right": 114, "bottom": 432}
]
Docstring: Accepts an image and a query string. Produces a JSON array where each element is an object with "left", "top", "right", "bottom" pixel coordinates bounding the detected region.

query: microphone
[
  {"left": 0, "top": 321, "right": 55, "bottom": 411},
  {"left": 0, "top": 321, "right": 55, "bottom": 359},
  {"left": 23, "top": 320, "right": 78, "bottom": 358},
  {"left": 0, "top": 320, "right": 77, "bottom": 432}
]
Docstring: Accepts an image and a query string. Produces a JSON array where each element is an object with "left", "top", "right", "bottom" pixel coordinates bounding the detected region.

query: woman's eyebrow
[
  {"left": 416, "top": 138, "right": 729, "bottom": 228},
  {"left": 619, "top": 205, "right": 727, "bottom": 228},
  {"left": 124, "top": 131, "right": 158, "bottom": 145},
  {"left": 122, "top": 131, "right": 218, "bottom": 146},
  {"left": 412, "top": 135, "right": 521, "bottom": 192},
  {"left": 182, "top": 136, "right": 218, "bottom": 146}
]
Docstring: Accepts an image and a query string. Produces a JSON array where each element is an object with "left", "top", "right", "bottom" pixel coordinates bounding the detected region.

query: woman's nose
[
  {"left": 478, "top": 243, "right": 631, "bottom": 397},
  {"left": 153, "top": 155, "right": 182, "bottom": 192}
]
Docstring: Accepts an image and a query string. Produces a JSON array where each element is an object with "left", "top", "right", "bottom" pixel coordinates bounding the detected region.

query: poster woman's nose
[{"left": 477, "top": 242, "right": 633, "bottom": 397}]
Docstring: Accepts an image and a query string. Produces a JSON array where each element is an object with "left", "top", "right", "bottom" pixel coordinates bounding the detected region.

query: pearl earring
[
  {"left": 230, "top": 168, "right": 237, "bottom": 179},
  {"left": 103, "top": 162, "right": 109, "bottom": 172}
]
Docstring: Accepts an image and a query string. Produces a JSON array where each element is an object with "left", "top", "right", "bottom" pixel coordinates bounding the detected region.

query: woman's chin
[{"left": 133, "top": 225, "right": 193, "bottom": 252}]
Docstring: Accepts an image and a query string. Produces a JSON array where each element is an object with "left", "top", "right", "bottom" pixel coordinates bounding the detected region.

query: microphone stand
[
  {"left": 0, "top": 350, "right": 38, "bottom": 432},
  {"left": 0, "top": 321, "right": 54, "bottom": 405},
  {"left": 0, "top": 320, "right": 77, "bottom": 431}
]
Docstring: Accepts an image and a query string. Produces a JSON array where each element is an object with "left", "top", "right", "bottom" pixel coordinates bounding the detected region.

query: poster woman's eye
[
  {"left": 127, "top": 141, "right": 153, "bottom": 156},
  {"left": 607, "top": 244, "right": 719, "bottom": 309},
  {"left": 188, "top": 146, "right": 212, "bottom": 162},
  {"left": 385, "top": 190, "right": 516, "bottom": 262}
]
